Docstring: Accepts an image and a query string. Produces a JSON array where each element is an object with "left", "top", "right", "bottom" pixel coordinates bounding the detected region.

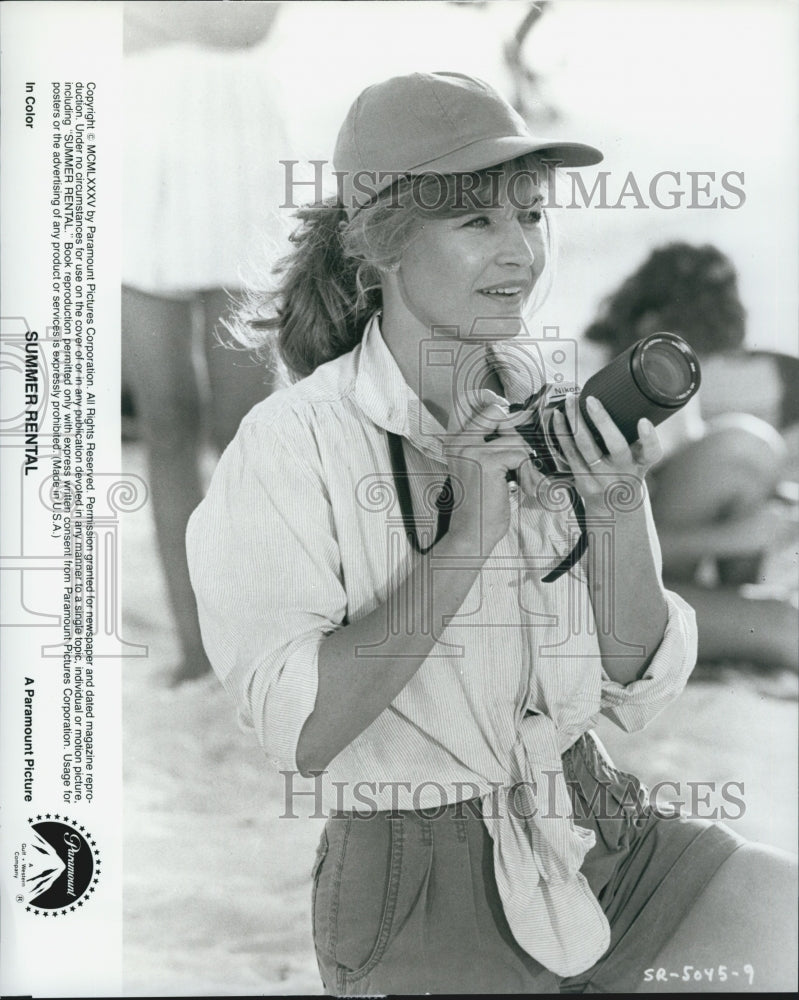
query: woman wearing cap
[{"left": 187, "top": 73, "right": 797, "bottom": 994}]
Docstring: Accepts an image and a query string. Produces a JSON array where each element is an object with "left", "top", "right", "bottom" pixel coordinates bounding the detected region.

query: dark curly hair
[{"left": 584, "top": 242, "right": 746, "bottom": 357}]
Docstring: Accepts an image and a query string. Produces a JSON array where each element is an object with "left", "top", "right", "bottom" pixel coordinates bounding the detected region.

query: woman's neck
[{"left": 382, "top": 321, "right": 502, "bottom": 428}]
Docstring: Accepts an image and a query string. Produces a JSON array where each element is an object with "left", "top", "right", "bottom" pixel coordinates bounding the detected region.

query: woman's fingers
[
  {"left": 448, "top": 403, "right": 527, "bottom": 455},
  {"left": 516, "top": 454, "right": 547, "bottom": 497},
  {"left": 552, "top": 408, "right": 587, "bottom": 472},
  {"left": 580, "top": 396, "right": 629, "bottom": 459},
  {"left": 557, "top": 396, "right": 604, "bottom": 469},
  {"left": 443, "top": 403, "right": 530, "bottom": 474},
  {"left": 449, "top": 401, "right": 511, "bottom": 438},
  {"left": 576, "top": 397, "right": 664, "bottom": 474},
  {"left": 634, "top": 417, "right": 663, "bottom": 467}
]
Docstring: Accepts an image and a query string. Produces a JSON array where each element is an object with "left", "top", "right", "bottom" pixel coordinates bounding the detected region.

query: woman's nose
[{"left": 495, "top": 220, "right": 537, "bottom": 267}]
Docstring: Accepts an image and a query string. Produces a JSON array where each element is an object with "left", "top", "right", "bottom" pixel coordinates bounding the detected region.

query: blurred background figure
[
  {"left": 584, "top": 242, "right": 798, "bottom": 672},
  {"left": 122, "top": 1, "right": 287, "bottom": 683}
]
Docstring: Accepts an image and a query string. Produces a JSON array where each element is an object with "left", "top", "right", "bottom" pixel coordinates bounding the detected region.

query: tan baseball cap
[{"left": 333, "top": 71, "right": 603, "bottom": 217}]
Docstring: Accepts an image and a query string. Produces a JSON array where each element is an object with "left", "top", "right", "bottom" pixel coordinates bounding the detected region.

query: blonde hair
[{"left": 231, "top": 154, "right": 553, "bottom": 381}]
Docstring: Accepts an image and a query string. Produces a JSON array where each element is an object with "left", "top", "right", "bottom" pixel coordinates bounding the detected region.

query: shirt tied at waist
[{"left": 481, "top": 712, "right": 611, "bottom": 977}]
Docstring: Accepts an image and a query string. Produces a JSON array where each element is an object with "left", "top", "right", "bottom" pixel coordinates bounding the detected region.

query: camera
[{"left": 512, "top": 332, "right": 702, "bottom": 476}]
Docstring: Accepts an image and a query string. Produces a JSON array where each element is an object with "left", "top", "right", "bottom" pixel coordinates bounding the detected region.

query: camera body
[{"left": 514, "top": 332, "right": 702, "bottom": 476}]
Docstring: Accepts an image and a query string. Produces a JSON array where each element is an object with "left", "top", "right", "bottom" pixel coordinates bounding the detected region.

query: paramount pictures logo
[{"left": 12, "top": 815, "right": 100, "bottom": 915}]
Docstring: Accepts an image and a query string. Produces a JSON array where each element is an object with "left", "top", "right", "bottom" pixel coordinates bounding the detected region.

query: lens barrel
[{"left": 579, "top": 332, "right": 701, "bottom": 446}]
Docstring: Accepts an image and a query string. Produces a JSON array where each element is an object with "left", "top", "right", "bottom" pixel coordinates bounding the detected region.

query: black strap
[
  {"left": 541, "top": 483, "right": 587, "bottom": 582},
  {"left": 386, "top": 432, "right": 586, "bottom": 579},
  {"left": 387, "top": 432, "right": 453, "bottom": 554}
]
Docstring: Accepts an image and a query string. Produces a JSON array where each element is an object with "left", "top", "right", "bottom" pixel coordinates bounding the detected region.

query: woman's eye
[
  {"left": 462, "top": 216, "right": 490, "bottom": 229},
  {"left": 522, "top": 209, "right": 543, "bottom": 226}
]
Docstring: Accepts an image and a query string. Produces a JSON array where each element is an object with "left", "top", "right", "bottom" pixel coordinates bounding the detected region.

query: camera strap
[
  {"left": 386, "top": 432, "right": 453, "bottom": 554},
  {"left": 540, "top": 485, "right": 588, "bottom": 583},
  {"left": 386, "top": 432, "right": 587, "bottom": 579}
]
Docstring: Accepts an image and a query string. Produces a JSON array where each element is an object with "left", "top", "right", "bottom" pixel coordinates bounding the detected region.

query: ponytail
[{"left": 231, "top": 197, "right": 383, "bottom": 382}]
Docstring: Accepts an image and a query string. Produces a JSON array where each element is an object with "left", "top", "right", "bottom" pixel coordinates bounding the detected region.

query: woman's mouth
[{"left": 477, "top": 284, "right": 526, "bottom": 305}]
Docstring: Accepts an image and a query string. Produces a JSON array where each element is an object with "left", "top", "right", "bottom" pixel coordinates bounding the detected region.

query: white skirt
[{"left": 123, "top": 43, "right": 292, "bottom": 296}]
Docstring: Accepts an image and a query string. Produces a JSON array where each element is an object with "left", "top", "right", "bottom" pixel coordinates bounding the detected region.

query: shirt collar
[{"left": 354, "top": 313, "right": 449, "bottom": 461}]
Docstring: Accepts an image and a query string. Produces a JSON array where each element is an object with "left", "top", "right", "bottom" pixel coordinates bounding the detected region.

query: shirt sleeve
[
  {"left": 186, "top": 410, "right": 348, "bottom": 771},
  {"left": 599, "top": 588, "right": 698, "bottom": 731}
]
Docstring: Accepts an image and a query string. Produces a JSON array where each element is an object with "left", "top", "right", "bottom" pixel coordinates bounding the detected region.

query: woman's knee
[
  {"left": 706, "top": 412, "right": 787, "bottom": 477},
  {"left": 653, "top": 415, "right": 787, "bottom": 522},
  {"left": 711, "top": 841, "right": 797, "bottom": 900},
  {"left": 704, "top": 843, "right": 798, "bottom": 962},
  {"left": 648, "top": 842, "right": 798, "bottom": 992}
]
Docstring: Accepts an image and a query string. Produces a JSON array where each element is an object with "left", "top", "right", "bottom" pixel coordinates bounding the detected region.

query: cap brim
[{"left": 406, "top": 134, "right": 603, "bottom": 174}]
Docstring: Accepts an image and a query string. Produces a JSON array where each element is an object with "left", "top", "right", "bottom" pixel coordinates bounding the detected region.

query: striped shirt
[{"left": 186, "top": 315, "right": 698, "bottom": 976}]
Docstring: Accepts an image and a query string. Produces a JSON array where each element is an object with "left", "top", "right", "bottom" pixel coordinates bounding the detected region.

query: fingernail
[
  {"left": 640, "top": 417, "right": 653, "bottom": 433},
  {"left": 587, "top": 395, "right": 600, "bottom": 411}
]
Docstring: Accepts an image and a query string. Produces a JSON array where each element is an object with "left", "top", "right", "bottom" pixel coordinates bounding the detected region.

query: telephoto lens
[
  {"left": 579, "top": 331, "right": 701, "bottom": 447},
  {"left": 511, "top": 332, "right": 702, "bottom": 475},
  {"left": 510, "top": 333, "right": 701, "bottom": 581}
]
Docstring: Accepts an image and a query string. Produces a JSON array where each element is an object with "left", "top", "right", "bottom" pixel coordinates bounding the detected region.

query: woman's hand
[
  {"left": 443, "top": 401, "right": 537, "bottom": 554},
  {"left": 551, "top": 394, "right": 663, "bottom": 503},
  {"left": 549, "top": 392, "right": 669, "bottom": 683}
]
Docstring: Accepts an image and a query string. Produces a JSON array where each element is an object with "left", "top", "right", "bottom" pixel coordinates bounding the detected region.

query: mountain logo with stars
[{"left": 17, "top": 815, "right": 100, "bottom": 915}]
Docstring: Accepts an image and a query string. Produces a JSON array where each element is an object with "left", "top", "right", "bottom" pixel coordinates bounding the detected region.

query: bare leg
[
  {"left": 666, "top": 582, "right": 798, "bottom": 672},
  {"left": 649, "top": 416, "right": 797, "bottom": 668},
  {"left": 122, "top": 285, "right": 212, "bottom": 683},
  {"left": 638, "top": 843, "right": 798, "bottom": 992},
  {"left": 780, "top": 422, "right": 799, "bottom": 481},
  {"left": 651, "top": 414, "right": 785, "bottom": 583},
  {"left": 201, "top": 288, "right": 273, "bottom": 453}
]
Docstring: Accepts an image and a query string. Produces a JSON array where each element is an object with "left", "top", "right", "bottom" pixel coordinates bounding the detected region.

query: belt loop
[{"left": 420, "top": 814, "right": 433, "bottom": 846}]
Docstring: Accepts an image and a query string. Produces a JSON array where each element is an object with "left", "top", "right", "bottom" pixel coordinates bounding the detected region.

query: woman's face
[{"left": 387, "top": 194, "right": 548, "bottom": 343}]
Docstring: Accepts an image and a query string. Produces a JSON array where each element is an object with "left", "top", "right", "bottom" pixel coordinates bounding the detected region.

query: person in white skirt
[{"left": 122, "top": 1, "right": 289, "bottom": 682}]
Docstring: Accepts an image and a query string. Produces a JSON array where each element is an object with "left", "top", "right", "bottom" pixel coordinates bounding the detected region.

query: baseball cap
[{"left": 333, "top": 71, "right": 603, "bottom": 217}]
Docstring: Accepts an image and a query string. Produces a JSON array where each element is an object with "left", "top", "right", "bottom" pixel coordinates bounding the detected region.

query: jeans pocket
[{"left": 322, "top": 815, "right": 404, "bottom": 987}]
